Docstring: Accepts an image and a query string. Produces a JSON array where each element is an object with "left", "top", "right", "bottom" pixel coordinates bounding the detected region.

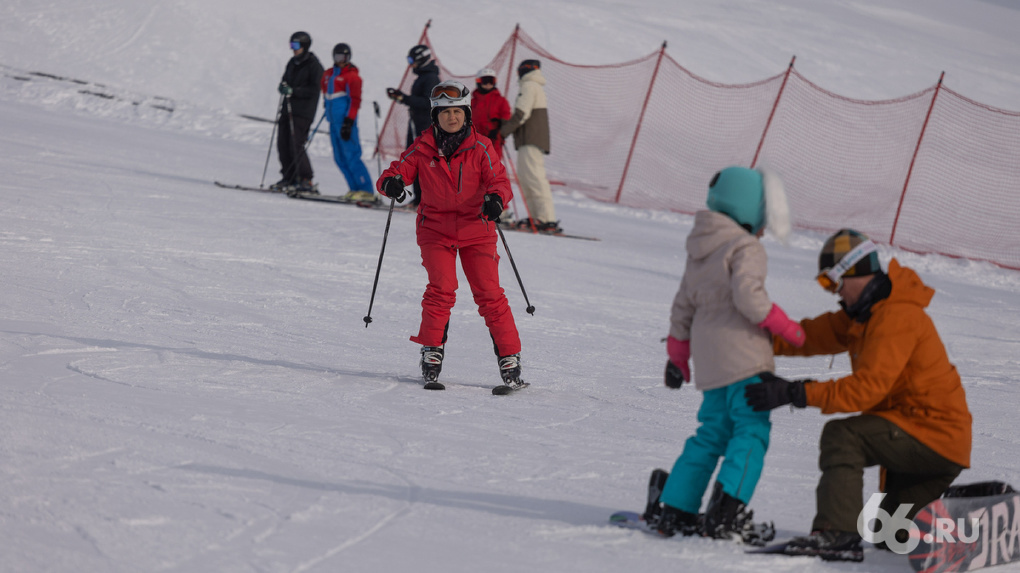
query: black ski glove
[
  {"left": 664, "top": 360, "right": 685, "bottom": 389},
  {"left": 744, "top": 373, "right": 808, "bottom": 411},
  {"left": 278, "top": 82, "right": 293, "bottom": 96},
  {"left": 340, "top": 117, "right": 354, "bottom": 141},
  {"left": 487, "top": 128, "right": 500, "bottom": 141},
  {"left": 381, "top": 176, "right": 406, "bottom": 202},
  {"left": 386, "top": 88, "right": 405, "bottom": 102},
  {"left": 482, "top": 193, "right": 503, "bottom": 221}
]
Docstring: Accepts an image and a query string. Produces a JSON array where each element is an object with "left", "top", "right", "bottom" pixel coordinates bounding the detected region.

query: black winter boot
[
  {"left": 656, "top": 504, "right": 701, "bottom": 537},
  {"left": 702, "top": 482, "right": 775, "bottom": 546},
  {"left": 784, "top": 530, "right": 864, "bottom": 561}
]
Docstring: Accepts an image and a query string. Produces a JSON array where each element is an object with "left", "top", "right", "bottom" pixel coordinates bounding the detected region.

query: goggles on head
[
  {"left": 816, "top": 239, "right": 878, "bottom": 293},
  {"left": 431, "top": 83, "right": 469, "bottom": 101},
  {"left": 290, "top": 41, "right": 302, "bottom": 51}
]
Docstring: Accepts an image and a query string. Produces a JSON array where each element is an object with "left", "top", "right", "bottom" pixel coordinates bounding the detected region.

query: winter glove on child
[
  {"left": 340, "top": 117, "right": 354, "bottom": 141},
  {"left": 664, "top": 336, "right": 690, "bottom": 388},
  {"left": 482, "top": 194, "right": 504, "bottom": 221},
  {"left": 278, "top": 82, "right": 293, "bottom": 96},
  {"left": 758, "top": 304, "right": 805, "bottom": 347},
  {"left": 744, "top": 373, "right": 808, "bottom": 411},
  {"left": 380, "top": 176, "right": 407, "bottom": 202},
  {"left": 386, "top": 88, "right": 405, "bottom": 102}
]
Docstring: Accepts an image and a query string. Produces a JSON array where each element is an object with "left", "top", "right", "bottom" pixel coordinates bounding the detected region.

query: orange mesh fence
[{"left": 377, "top": 24, "right": 1020, "bottom": 270}]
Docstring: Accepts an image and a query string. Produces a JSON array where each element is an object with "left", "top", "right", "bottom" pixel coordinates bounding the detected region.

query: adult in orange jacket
[
  {"left": 376, "top": 80, "right": 523, "bottom": 392},
  {"left": 744, "top": 229, "right": 972, "bottom": 562}
]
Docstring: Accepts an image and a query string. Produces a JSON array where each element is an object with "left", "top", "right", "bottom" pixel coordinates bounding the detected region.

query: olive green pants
[{"left": 814, "top": 415, "right": 963, "bottom": 533}]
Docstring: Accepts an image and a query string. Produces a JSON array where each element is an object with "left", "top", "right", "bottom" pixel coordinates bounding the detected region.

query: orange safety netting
[{"left": 377, "top": 23, "right": 1020, "bottom": 270}]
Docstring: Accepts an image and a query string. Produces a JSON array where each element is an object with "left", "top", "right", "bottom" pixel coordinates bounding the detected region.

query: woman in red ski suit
[
  {"left": 377, "top": 80, "right": 523, "bottom": 389},
  {"left": 470, "top": 68, "right": 512, "bottom": 161}
]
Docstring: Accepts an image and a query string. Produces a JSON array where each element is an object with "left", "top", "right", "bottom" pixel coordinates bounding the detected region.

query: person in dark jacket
[
  {"left": 386, "top": 44, "right": 441, "bottom": 207},
  {"left": 272, "top": 31, "right": 324, "bottom": 194}
]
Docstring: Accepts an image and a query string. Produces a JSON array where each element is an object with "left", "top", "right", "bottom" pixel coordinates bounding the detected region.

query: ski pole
[
  {"left": 283, "top": 95, "right": 302, "bottom": 183},
  {"left": 495, "top": 219, "right": 536, "bottom": 315},
  {"left": 364, "top": 196, "right": 398, "bottom": 327},
  {"left": 260, "top": 93, "right": 285, "bottom": 188},
  {"left": 307, "top": 111, "right": 327, "bottom": 144},
  {"left": 372, "top": 101, "right": 383, "bottom": 175}
]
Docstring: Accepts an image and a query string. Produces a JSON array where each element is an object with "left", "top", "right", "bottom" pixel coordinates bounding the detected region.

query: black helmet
[
  {"left": 518, "top": 59, "right": 540, "bottom": 78},
  {"left": 290, "top": 31, "right": 312, "bottom": 51},
  {"left": 407, "top": 44, "right": 431, "bottom": 67},
  {"left": 333, "top": 43, "right": 351, "bottom": 65}
]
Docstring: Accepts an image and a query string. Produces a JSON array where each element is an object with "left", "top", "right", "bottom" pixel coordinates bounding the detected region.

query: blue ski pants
[
  {"left": 326, "top": 99, "right": 372, "bottom": 193},
  {"left": 659, "top": 374, "right": 771, "bottom": 513}
]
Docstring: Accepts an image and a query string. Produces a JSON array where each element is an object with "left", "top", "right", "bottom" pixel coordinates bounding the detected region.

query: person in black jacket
[
  {"left": 386, "top": 44, "right": 440, "bottom": 206},
  {"left": 272, "top": 31, "right": 324, "bottom": 194}
]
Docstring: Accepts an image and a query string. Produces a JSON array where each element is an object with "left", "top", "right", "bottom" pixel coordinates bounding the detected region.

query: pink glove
[
  {"left": 758, "top": 304, "right": 805, "bottom": 348},
  {"left": 666, "top": 336, "right": 691, "bottom": 382}
]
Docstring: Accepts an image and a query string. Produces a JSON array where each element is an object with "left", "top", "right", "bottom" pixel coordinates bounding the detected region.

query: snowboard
[{"left": 908, "top": 484, "right": 1020, "bottom": 572}]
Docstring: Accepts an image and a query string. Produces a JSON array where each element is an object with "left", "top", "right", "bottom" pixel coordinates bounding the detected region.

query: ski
[
  {"left": 214, "top": 181, "right": 284, "bottom": 193},
  {"left": 290, "top": 192, "right": 408, "bottom": 211},
  {"left": 423, "top": 381, "right": 446, "bottom": 391},
  {"left": 492, "top": 382, "right": 529, "bottom": 395},
  {"left": 500, "top": 226, "right": 600, "bottom": 241}
]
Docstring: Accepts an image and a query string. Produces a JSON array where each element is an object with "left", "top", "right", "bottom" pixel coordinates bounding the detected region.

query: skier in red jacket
[
  {"left": 376, "top": 80, "right": 524, "bottom": 391},
  {"left": 470, "top": 68, "right": 512, "bottom": 161}
]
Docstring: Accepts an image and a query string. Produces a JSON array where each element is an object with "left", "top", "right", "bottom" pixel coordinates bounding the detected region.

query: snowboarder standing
[
  {"left": 648, "top": 167, "right": 804, "bottom": 543},
  {"left": 744, "top": 229, "right": 972, "bottom": 562},
  {"left": 320, "top": 43, "right": 375, "bottom": 202},
  {"left": 376, "top": 80, "right": 524, "bottom": 392},
  {"left": 470, "top": 68, "right": 511, "bottom": 162},
  {"left": 272, "top": 31, "right": 324, "bottom": 194},
  {"left": 386, "top": 44, "right": 441, "bottom": 207}
]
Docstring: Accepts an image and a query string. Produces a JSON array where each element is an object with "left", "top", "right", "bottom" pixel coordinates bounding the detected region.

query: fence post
[
  {"left": 504, "top": 24, "right": 520, "bottom": 92},
  {"left": 889, "top": 72, "right": 944, "bottom": 247},
  {"left": 751, "top": 56, "right": 795, "bottom": 168},
  {"left": 376, "top": 19, "right": 432, "bottom": 161},
  {"left": 614, "top": 41, "right": 668, "bottom": 204}
]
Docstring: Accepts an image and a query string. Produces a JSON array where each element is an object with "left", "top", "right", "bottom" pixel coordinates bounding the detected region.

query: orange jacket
[{"left": 774, "top": 259, "right": 971, "bottom": 468}]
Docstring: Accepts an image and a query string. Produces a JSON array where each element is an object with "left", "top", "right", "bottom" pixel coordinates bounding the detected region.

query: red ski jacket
[
  {"left": 320, "top": 63, "right": 362, "bottom": 120},
  {"left": 378, "top": 128, "right": 512, "bottom": 246},
  {"left": 470, "top": 88, "right": 512, "bottom": 143}
]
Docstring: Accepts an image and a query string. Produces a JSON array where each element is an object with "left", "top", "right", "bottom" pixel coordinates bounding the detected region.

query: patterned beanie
[{"left": 819, "top": 229, "right": 881, "bottom": 277}]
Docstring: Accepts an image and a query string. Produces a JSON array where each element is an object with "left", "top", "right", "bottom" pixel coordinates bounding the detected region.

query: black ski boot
[
  {"left": 496, "top": 353, "right": 527, "bottom": 390},
  {"left": 784, "top": 530, "right": 864, "bottom": 561},
  {"left": 702, "top": 481, "right": 774, "bottom": 546},
  {"left": 420, "top": 346, "right": 445, "bottom": 390},
  {"left": 656, "top": 504, "right": 701, "bottom": 537}
]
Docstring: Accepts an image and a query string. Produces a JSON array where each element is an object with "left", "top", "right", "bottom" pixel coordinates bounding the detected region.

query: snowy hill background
[{"left": 2, "top": 1, "right": 1020, "bottom": 572}]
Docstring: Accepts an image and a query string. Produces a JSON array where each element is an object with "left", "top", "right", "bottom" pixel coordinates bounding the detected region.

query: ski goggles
[
  {"left": 476, "top": 76, "right": 496, "bottom": 85},
  {"left": 431, "top": 84, "right": 469, "bottom": 101},
  {"left": 816, "top": 239, "right": 878, "bottom": 293},
  {"left": 290, "top": 41, "right": 302, "bottom": 51},
  {"left": 334, "top": 53, "right": 350, "bottom": 64}
]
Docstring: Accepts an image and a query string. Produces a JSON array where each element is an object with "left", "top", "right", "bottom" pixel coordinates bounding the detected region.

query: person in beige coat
[
  {"left": 643, "top": 166, "right": 804, "bottom": 545},
  {"left": 499, "top": 59, "right": 560, "bottom": 234}
]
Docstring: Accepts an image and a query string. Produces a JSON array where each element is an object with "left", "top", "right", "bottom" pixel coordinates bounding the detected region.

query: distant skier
[
  {"left": 385, "top": 44, "right": 441, "bottom": 207},
  {"left": 271, "top": 31, "right": 324, "bottom": 194},
  {"left": 320, "top": 43, "right": 374, "bottom": 202},
  {"left": 376, "top": 80, "right": 524, "bottom": 392},
  {"left": 470, "top": 68, "right": 511, "bottom": 161},
  {"left": 744, "top": 229, "right": 972, "bottom": 562},
  {"left": 645, "top": 167, "right": 803, "bottom": 544}
]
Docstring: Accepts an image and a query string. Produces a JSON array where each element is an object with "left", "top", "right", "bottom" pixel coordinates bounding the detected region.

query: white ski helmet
[
  {"left": 430, "top": 80, "right": 472, "bottom": 125},
  {"left": 476, "top": 68, "right": 498, "bottom": 84}
]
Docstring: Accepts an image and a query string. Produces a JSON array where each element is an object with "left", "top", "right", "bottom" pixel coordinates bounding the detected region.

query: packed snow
[{"left": 2, "top": 0, "right": 1020, "bottom": 571}]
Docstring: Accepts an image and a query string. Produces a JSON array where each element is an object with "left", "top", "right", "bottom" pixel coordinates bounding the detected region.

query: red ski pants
[{"left": 410, "top": 240, "right": 521, "bottom": 357}]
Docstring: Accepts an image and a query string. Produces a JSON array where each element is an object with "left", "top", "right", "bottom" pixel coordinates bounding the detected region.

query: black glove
[
  {"left": 664, "top": 360, "right": 685, "bottom": 389},
  {"left": 482, "top": 193, "right": 503, "bottom": 221},
  {"left": 381, "top": 176, "right": 406, "bottom": 202},
  {"left": 744, "top": 373, "right": 808, "bottom": 411},
  {"left": 340, "top": 117, "right": 354, "bottom": 141},
  {"left": 487, "top": 128, "right": 500, "bottom": 141},
  {"left": 278, "top": 82, "right": 293, "bottom": 96},
  {"left": 386, "top": 88, "right": 405, "bottom": 102}
]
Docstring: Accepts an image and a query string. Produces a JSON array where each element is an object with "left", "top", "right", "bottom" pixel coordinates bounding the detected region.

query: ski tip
[
  {"left": 492, "top": 382, "right": 529, "bottom": 395},
  {"left": 423, "top": 381, "right": 446, "bottom": 390}
]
